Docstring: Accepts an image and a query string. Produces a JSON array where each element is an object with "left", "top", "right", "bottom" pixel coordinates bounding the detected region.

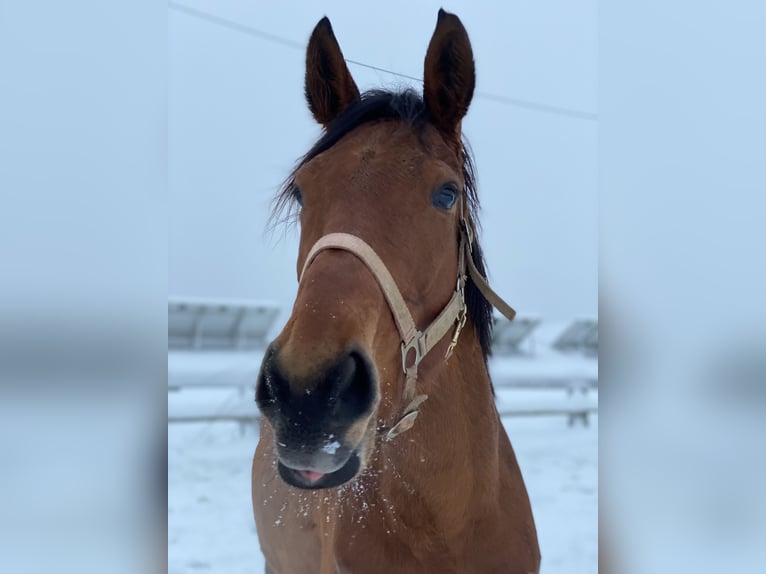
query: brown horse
[{"left": 252, "top": 10, "right": 539, "bottom": 574}]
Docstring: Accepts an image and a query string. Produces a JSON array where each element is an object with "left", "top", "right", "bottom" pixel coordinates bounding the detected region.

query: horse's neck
[{"left": 362, "top": 328, "right": 501, "bottom": 534}]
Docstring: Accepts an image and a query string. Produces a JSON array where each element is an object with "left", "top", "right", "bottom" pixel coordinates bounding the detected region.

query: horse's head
[{"left": 256, "top": 10, "right": 492, "bottom": 489}]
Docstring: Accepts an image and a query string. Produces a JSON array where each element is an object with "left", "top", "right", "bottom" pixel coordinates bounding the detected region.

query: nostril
[
  {"left": 332, "top": 354, "right": 358, "bottom": 397},
  {"left": 328, "top": 351, "right": 376, "bottom": 420},
  {"left": 256, "top": 347, "right": 377, "bottom": 424},
  {"left": 255, "top": 348, "right": 288, "bottom": 412}
]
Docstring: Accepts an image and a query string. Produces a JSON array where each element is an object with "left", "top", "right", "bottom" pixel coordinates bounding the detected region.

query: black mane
[{"left": 271, "top": 89, "right": 495, "bottom": 364}]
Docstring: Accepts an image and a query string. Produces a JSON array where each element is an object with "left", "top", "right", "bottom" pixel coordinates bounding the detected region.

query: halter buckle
[
  {"left": 446, "top": 276, "right": 468, "bottom": 359},
  {"left": 445, "top": 306, "right": 468, "bottom": 360},
  {"left": 401, "top": 331, "right": 424, "bottom": 374}
]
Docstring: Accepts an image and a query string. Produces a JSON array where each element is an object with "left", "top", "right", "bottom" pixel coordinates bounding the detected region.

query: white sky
[{"left": 169, "top": 0, "right": 597, "bottom": 321}]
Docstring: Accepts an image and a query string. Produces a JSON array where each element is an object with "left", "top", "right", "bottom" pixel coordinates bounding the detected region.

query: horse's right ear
[{"left": 305, "top": 17, "right": 360, "bottom": 126}]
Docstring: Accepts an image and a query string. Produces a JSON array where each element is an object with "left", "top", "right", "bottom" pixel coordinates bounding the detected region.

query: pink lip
[{"left": 298, "top": 470, "right": 326, "bottom": 483}]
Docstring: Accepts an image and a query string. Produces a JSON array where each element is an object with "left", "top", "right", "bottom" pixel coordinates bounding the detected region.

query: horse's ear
[
  {"left": 423, "top": 9, "right": 475, "bottom": 137},
  {"left": 305, "top": 17, "right": 360, "bottom": 126}
]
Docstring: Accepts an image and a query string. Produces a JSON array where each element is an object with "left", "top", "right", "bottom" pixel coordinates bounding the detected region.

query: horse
[{"left": 252, "top": 10, "right": 540, "bottom": 573}]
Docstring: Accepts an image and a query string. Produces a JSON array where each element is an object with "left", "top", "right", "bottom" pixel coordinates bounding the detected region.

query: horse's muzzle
[{"left": 255, "top": 345, "right": 378, "bottom": 489}]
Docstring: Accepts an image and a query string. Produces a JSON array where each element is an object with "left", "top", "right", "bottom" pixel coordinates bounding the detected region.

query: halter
[{"left": 299, "top": 214, "right": 517, "bottom": 441}]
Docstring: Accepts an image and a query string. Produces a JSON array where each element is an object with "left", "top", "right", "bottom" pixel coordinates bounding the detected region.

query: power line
[
  {"left": 169, "top": 2, "right": 304, "bottom": 50},
  {"left": 168, "top": 1, "right": 598, "bottom": 122},
  {"left": 473, "top": 92, "right": 598, "bottom": 121},
  {"left": 343, "top": 59, "right": 423, "bottom": 84}
]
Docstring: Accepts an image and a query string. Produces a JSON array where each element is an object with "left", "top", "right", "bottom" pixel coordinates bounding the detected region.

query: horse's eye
[
  {"left": 294, "top": 187, "right": 303, "bottom": 207},
  {"left": 431, "top": 184, "right": 458, "bottom": 211}
]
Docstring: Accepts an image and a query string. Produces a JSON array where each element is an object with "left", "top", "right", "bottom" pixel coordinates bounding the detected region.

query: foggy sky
[{"left": 169, "top": 0, "right": 598, "bottom": 321}]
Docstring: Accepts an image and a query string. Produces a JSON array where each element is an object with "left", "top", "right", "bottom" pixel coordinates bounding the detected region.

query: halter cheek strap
[{"left": 299, "top": 223, "right": 515, "bottom": 440}]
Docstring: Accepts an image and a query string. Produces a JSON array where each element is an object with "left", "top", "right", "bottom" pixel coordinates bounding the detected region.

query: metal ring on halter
[{"left": 401, "top": 331, "right": 424, "bottom": 374}]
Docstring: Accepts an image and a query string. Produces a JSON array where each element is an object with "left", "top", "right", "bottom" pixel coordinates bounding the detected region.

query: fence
[{"left": 168, "top": 300, "right": 598, "bottom": 426}]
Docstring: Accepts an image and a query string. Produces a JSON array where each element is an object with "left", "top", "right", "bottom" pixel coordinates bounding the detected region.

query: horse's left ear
[
  {"left": 305, "top": 17, "right": 360, "bottom": 126},
  {"left": 423, "top": 9, "right": 476, "bottom": 138}
]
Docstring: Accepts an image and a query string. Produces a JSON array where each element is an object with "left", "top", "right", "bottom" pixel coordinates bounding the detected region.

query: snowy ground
[{"left": 169, "top": 389, "right": 597, "bottom": 574}]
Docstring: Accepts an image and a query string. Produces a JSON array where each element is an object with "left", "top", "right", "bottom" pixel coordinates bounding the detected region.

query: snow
[
  {"left": 321, "top": 440, "right": 341, "bottom": 455},
  {"left": 168, "top": 392, "right": 597, "bottom": 574}
]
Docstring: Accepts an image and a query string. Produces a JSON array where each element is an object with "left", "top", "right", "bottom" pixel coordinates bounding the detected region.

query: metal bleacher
[
  {"left": 167, "top": 298, "right": 280, "bottom": 424},
  {"left": 552, "top": 318, "right": 598, "bottom": 357},
  {"left": 168, "top": 298, "right": 280, "bottom": 351},
  {"left": 491, "top": 316, "right": 541, "bottom": 356}
]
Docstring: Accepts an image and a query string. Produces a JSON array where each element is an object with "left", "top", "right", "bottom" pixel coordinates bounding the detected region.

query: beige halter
[{"left": 299, "top": 218, "right": 516, "bottom": 440}]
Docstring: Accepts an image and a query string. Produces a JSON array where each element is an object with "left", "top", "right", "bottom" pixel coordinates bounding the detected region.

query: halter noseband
[{"left": 299, "top": 217, "right": 516, "bottom": 441}]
